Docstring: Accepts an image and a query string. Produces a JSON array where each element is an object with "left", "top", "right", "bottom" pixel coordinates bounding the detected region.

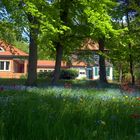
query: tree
[
  {"left": 1, "top": 0, "right": 55, "bottom": 86},
  {"left": 108, "top": 0, "right": 140, "bottom": 84},
  {"left": 49, "top": 0, "right": 89, "bottom": 85},
  {"left": 83, "top": 0, "right": 118, "bottom": 84}
]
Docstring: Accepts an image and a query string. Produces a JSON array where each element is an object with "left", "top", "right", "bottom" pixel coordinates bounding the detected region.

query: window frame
[
  {"left": 0, "top": 60, "right": 10, "bottom": 71},
  {"left": 0, "top": 47, "right": 5, "bottom": 52},
  {"left": 106, "top": 67, "right": 110, "bottom": 77},
  {"left": 94, "top": 67, "right": 99, "bottom": 76}
]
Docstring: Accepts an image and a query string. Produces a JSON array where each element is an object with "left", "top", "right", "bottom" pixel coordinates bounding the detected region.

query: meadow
[{"left": 0, "top": 87, "right": 140, "bottom": 140}]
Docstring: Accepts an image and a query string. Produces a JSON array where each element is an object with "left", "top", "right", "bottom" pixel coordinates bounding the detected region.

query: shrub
[
  {"left": 37, "top": 71, "right": 53, "bottom": 79},
  {"left": 20, "top": 74, "right": 27, "bottom": 79},
  {"left": 60, "top": 69, "right": 78, "bottom": 80},
  {"left": 37, "top": 69, "right": 78, "bottom": 80}
]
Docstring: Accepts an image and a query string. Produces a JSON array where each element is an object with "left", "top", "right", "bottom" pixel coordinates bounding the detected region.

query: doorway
[{"left": 86, "top": 68, "right": 93, "bottom": 79}]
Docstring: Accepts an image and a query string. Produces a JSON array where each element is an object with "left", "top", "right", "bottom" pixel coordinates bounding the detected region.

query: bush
[
  {"left": 37, "top": 69, "right": 78, "bottom": 80},
  {"left": 60, "top": 69, "right": 78, "bottom": 80},
  {"left": 20, "top": 74, "right": 27, "bottom": 79},
  {"left": 37, "top": 71, "right": 53, "bottom": 79}
]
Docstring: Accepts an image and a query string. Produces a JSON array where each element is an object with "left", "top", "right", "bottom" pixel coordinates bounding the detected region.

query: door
[{"left": 86, "top": 68, "right": 93, "bottom": 79}]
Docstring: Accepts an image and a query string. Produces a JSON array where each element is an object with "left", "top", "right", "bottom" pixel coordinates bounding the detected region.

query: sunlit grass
[{"left": 0, "top": 88, "right": 140, "bottom": 140}]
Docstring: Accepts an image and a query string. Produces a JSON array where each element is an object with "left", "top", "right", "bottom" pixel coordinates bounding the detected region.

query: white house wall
[
  {"left": 37, "top": 66, "right": 113, "bottom": 80},
  {"left": 92, "top": 66, "right": 113, "bottom": 80},
  {"left": 37, "top": 68, "right": 54, "bottom": 73},
  {"left": 71, "top": 67, "right": 87, "bottom": 79}
]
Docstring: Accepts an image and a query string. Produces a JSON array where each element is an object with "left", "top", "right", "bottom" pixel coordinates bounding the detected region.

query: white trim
[
  {"left": 107, "top": 67, "right": 113, "bottom": 80},
  {"left": 93, "top": 66, "right": 99, "bottom": 79},
  {"left": 86, "top": 67, "right": 93, "bottom": 79},
  {"left": 0, "top": 47, "right": 5, "bottom": 52},
  {"left": 0, "top": 60, "right": 10, "bottom": 71}
]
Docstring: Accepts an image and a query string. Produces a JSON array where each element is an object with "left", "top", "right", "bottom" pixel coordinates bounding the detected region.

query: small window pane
[
  {"left": 6, "top": 62, "right": 10, "bottom": 70},
  {"left": 0, "top": 62, "right": 4, "bottom": 70}
]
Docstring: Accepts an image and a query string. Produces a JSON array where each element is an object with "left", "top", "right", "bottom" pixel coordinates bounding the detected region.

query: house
[
  {"left": 69, "top": 38, "right": 113, "bottom": 80},
  {"left": 0, "top": 40, "right": 28, "bottom": 78},
  {"left": 0, "top": 39, "right": 113, "bottom": 80},
  {"left": 37, "top": 60, "right": 68, "bottom": 72}
]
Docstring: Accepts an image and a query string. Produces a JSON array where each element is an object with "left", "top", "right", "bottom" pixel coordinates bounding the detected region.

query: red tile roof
[
  {"left": 37, "top": 60, "right": 68, "bottom": 68},
  {"left": 37, "top": 60, "right": 88, "bottom": 68},
  {"left": 71, "top": 61, "right": 87, "bottom": 67},
  {"left": 0, "top": 40, "right": 28, "bottom": 57},
  {"left": 81, "top": 38, "right": 108, "bottom": 51}
]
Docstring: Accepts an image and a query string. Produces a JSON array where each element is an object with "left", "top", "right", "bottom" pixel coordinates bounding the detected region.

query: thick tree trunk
[
  {"left": 26, "top": 28, "right": 38, "bottom": 86},
  {"left": 52, "top": 42, "right": 63, "bottom": 85},
  {"left": 26, "top": 15, "right": 39, "bottom": 86},
  {"left": 98, "top": 38, "right": 107, "bottom": 84}
]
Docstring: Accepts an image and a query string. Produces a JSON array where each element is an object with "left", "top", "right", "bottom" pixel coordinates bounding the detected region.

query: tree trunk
[
  {"left": 51, "top": 0, "right": 70, "bottom": 85},
  {"left": 26, "top": 15, "right": 39, "bottom": 86},
  {"left": 98, "top": 38, "right": 107, "bottom": 84},
  {"left": 52, "top": 42, "right": 63, "bottom": 85},
  {"left": 119, "top": 64, "right": 123, "bottom": 83},
  {"left": 129, "top": 44, "right": 135, "bottom": 85},
  {"left": 126, "top": 8, "right": 135, "bottom": 85}
]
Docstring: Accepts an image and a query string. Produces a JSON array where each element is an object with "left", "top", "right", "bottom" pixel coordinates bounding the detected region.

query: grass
[
  {"left": 0, "top": 78, "right": 120, "bottom": 89},
  {"left": 0, "top": 88, "right": 140, "bottom": 140}
]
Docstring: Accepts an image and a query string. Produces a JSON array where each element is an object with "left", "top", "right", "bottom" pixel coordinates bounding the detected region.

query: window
[
  {"left": 79, "top": 72, "right": 85, "bottom": 75},
  {"left": 94, "top": 55, "right": 99, "bottom": 62},
  {"left": 106, "top": 67, "right": 110, "bottom": 76},
  {"left": 94, "top": 67, "right": 99, "bottom": 76},
  {"left": 0, "top": 61, "right": 10, "bottom": 71},
  {"left": 0, "top": 47, "right": 5, "bottom": 52}
]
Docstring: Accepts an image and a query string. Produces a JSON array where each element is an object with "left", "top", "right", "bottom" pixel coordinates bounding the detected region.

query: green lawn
[
  {"left": 0, "top": 78, "right": 119, "bottom": 89},
  {"left": 0, "top": 88, "right": 140, "bottom": 140}
]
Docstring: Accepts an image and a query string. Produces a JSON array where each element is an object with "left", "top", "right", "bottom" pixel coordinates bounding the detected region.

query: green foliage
[
  {"left": 60, "top": 69, "right": 79, "bottom": 80},
  {"left": 37, "top": 69, "right": 78, "bottom": 80},
  {"left": 13, "top": 40, "right": 29, "bottom": 53},
  {"left": 135, "top": 70, "right": 140, "bottom": 83},
  {"left": 37, "top": 71, "right": 53, "bottom": 79},
  {"left": 20, "top": 74, "right": 27, "bottom": 79}
]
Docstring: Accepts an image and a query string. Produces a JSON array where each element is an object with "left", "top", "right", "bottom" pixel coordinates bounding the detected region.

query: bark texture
[
  {"left": 52, "top": 42, "right": 63, "bottom": 85},
  {"left": 26, "top": 15, "right": 39, "bottom": 86},
  {"left": 99, "top": 38, "right": 107, "bottom": 84}
]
